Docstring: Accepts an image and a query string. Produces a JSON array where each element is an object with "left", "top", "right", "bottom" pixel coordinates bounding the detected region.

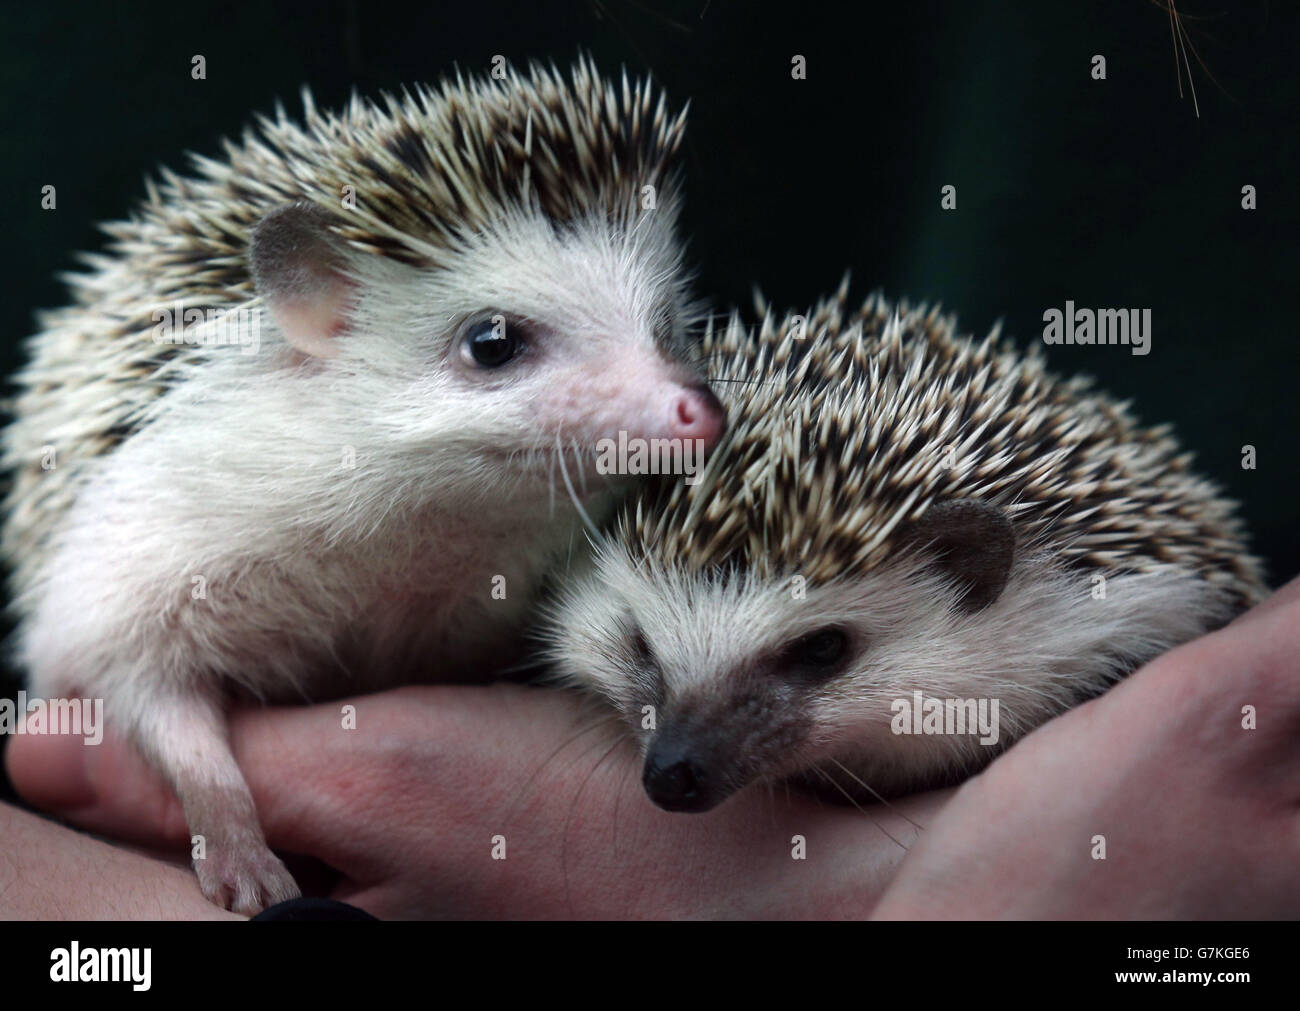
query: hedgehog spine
[
  {"left": 2, "top": 59, "right": 725, "bottom": 912},
  {"left": 547, "top": 284, "right": 1266, "bottom": 812}
]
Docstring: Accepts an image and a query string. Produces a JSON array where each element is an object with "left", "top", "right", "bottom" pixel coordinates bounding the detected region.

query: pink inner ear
[{"left": 269, "top": 275, "right": 354, "bottom": 358}]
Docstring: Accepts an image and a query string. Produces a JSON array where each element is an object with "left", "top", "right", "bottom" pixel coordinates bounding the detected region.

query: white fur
[
  {"left": 18, "top": 206, "right": 701, "bottom": 911},
  {"left": 550, "top": 538, "right": 1241, "bottom": 801}
]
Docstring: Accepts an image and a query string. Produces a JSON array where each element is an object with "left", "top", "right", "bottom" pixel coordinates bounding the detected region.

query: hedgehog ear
[
  {"left": 249, "top": 202, "right": 355, "bottom": 358},
  {"left": 906, "top": 498, "right": 1015, "bottom": 613}
]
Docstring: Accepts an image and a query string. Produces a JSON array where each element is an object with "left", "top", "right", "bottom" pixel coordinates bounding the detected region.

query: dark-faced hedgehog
[
  {"left": 546, "top": 282, "right": 1266, "bottom": 814},
  {"left": 1, "top": 59, "right": 724, "bottom": 912}
]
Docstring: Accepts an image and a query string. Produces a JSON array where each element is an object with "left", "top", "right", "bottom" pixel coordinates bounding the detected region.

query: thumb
[
  {"left": 5, "top": 717, "right": 189, "bottom": 845},
  {"left": 4, "top": 700, "right": 354, "bottom": 858}
]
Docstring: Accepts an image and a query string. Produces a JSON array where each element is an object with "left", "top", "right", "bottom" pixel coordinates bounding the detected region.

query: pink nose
[{"left": 669, "top": 385, "right": 726, "bottom": 447}]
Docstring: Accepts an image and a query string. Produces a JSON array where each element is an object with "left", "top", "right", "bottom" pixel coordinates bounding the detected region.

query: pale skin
[
  {"left": 1, "top": 686, "right": 942, "bottom": 919},
  {"left": 874, "top": 572, "right": 1300, "bottom": 919},
  {"left": 3, "top": 575, "right": 1298, "bottom": 919}
]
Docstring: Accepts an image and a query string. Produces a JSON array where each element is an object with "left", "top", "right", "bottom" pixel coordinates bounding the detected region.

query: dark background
[{"left": 1, "top": 1, "right": 1296, "bottom": 800}]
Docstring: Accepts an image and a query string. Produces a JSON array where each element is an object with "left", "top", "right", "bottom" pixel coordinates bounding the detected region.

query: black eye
[
  {"left": 782, "top": 627, "right": 850, "bottom": 679},
  {"left": 461, "top": 316, "right": 522, "bottom": 368}
]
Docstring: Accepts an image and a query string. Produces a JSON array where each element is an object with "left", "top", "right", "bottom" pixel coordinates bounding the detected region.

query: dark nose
[{"left": 642, "top": 735, "right": 720, "bottom": 813}]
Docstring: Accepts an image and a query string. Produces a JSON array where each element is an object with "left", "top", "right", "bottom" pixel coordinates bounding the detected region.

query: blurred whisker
[
  {"left": 827, "top": 757, "right": 926, "bottom": 833},
  {"left": 810, "top": 765, "right": 910, "bottom": 852}
]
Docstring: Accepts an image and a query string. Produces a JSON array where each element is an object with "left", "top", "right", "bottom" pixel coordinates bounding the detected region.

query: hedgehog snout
[
  {"left": 642, "top": 730, "right": 725, "bottom": 813},
  {"left": 570, "top": 355, "right": 725, "bottom": 453},
  {"left": 668, "top": 384, "right": 725, "bottom": 448}
]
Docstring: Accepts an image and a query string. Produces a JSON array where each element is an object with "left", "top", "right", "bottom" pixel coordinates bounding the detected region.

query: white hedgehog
[
  {"left": 547, "top": 282, "right": 1266, "bottom": 813},
  {"left": 1, "top": 59, "right": 724, "bottom": 912}
]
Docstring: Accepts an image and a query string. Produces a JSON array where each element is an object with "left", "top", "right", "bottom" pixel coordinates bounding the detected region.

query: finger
[
  {"left": 6, "top": 721, "right": 189, "bottom": 845},
  {"left": 5, "top": 687, "right": 477, "bottom": 869},
  {"left": 5, "top": 697, "right": 371, "bottom": 860},
  {"left": 1229, "top": 573, "right": 1300, "bottom": 627}
]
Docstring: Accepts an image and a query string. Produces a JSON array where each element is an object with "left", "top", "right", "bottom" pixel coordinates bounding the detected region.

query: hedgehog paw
[{"left": 194, "top": 839, "right": 300, "bottom": 916}]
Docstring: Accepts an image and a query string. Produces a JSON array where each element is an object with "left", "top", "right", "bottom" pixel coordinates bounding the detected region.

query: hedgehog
[
  {"left": 545, "top": 281, "right": 1266, "bottom": 814},
  {"left": 1, "top": 58, "right": 725, "bottom": 913}
]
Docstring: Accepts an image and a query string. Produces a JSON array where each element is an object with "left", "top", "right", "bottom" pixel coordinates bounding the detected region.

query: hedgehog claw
[{"left": 195, "top": 838, "right": 299, "bottom": 917}]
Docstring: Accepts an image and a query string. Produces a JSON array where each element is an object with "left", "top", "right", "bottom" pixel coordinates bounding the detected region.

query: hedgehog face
[
  {"left": 406, "top": 212, "right": 724, "bottom": 467},
  {"left": 250, "top": 202, "right": 723, "bottom": 501},
  {"left": 553, "top": 549, "right": 912, "bottom": 810},
  {"left": 552, "top": 500, "right": 1024, "bottom": 812}
]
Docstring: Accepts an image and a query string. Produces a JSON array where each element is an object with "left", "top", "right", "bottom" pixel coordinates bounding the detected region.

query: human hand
[
  {"left": 871, "top": 576, "right": 1300, "bottom": 919},
  {"left": 7, "top": 682, "right": 941, "bottom": 919}
]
